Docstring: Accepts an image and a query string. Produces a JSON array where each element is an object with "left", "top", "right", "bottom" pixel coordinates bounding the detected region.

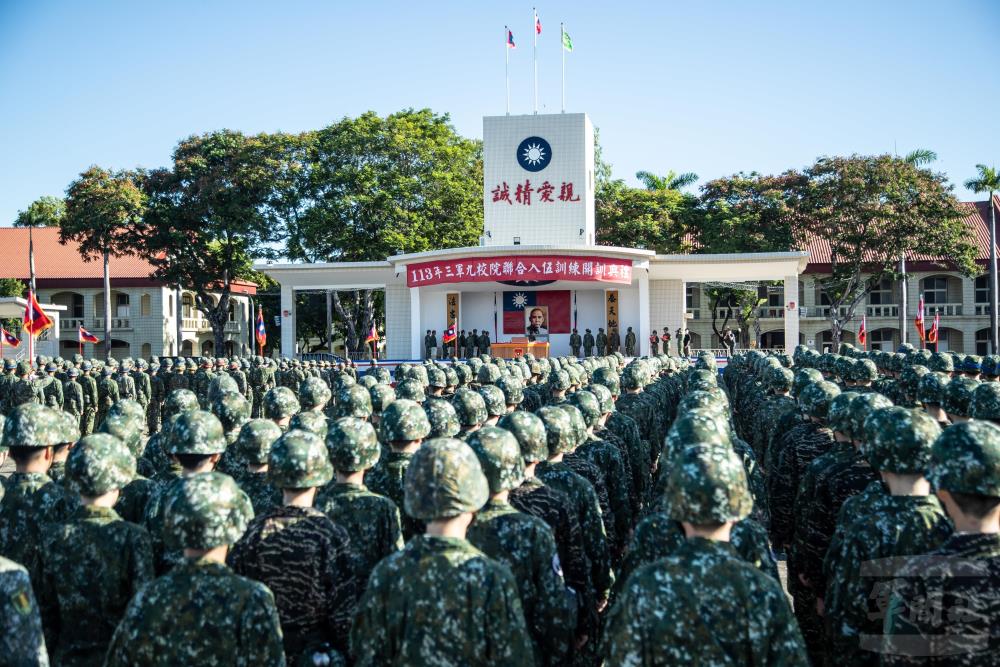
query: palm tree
[
  {"left": 965, "top": 164, "right": 1000, "bottom": 354},
  {"left": 635, "top": 170, "right": 699, "bottom": 191}
]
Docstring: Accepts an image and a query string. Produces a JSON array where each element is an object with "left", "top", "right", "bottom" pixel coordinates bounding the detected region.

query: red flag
[
  {"left": 503, "top": 291, "right": 571, "bottom": 334},
  {"left": 22, "top": 291, "right": 52, "bottom": 336},
  {"left": 1, "top": 328, "right": 21, "bottom": 348},
  {"left": 914, "top": 295, "right": 925, "bottom": 342},
  {"left": 442, "top": 322, "right": 457, "bottom": 344},
  {"left": 365, "top": 324, "right": 379, "bottom": 344},
  {"left": 507, "top": 29, "right": 516, "bottom": 48},
  {"left": 78, "top": 325, "right": 99, "bottom": 344},
  {"left": 858, "top": 315, "right": 867, "bottom": 346},
  {"left": 255, "top": 307, "right": 267, "bottom": 348},
  {"left": 927, "top": 313, "right": 940, "bottom": 344},
  {"left": 535, "top": 10, "right": 542, "bottom": 34}
]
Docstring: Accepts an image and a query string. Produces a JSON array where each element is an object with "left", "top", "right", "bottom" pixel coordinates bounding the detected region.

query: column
[
  {"left": 280, "top": 284, "right": 295, "bottom": 358},
  {"left": 410, "top": 287, "right": 422, "bottom": 360},
  {"left": 638, "top": 274, "right": 650, "bottom": 356},
  {"left": 784, "top": 275, "right": 799, "bottom": 351}
]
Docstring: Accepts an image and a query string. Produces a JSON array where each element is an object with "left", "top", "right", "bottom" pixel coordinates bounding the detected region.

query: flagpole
[
  {"left": 533, "top": 9, "right": 538, "bottom": 114},
  {"left": 505, "top": 25, "right": 510, "bottom": 115},
  {"left": 561, "top": 23, "right": 565, "bottom": 113},
  {"left": 28, "top": 225, "right": 35, "bottom": 368}
]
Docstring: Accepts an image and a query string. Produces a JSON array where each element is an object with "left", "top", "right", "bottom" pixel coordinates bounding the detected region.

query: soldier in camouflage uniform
[
  {"left": 62, "top": 367, "right": 84, "bottom": 428},
  {"left": 106, "top": 473, "right": 285, "bottom": 666},
  {"left": 38, "top": 433, "right": 155, "bottom": 665},
  {"left": 77, "top": 362, "right": 98, "bottom": 436},
  {"left": 114, "top": 361, "right": 136, "bottom": 402},
  {"left": 316, "top": 417, "right": 404, "bottom": 588},
  {"left": 9, "top": 361, "right": 40, "bottom": 409},
  {"left": 366, "top": 399, "right": 431, "bottom": 540},
  {"left": 229, "top": 430, "right": 355, "bottom": 664},
  {"left": 424, "top": 395, "right": 461, "bottom": 439},
  {"left": 0, "top": 404, "right": 77, "bottom": 589},
  {"left": 0, "top": 552, "right": 49, "bottom": 667},
  {"left": 95, "top": 367, "right": 119, "bottom": 430},
  {"left": 39, "top": 362, "right": 64, "bottom": 411},
  {"left": 605, "top": 443, "right": 808, "bottom": 666},
  {"left": 232, "top": 419, "right": 283, "bottom": 514},
  {"left": 46, "top": 411, "right": 81, "bottom": 486},
  {"left": 147, "top": 361, "right": 164, "bottom": 434},
  {"left": 883, "top": 420, "right": 1000, "bottom": 665},
  {"left": 351, "top": 437, "right": 533, "bottom": 666},
  {"left": 0, "top": 358, "right": 16, "bottom": 416},
  {"left": 466, "top": 425, "right": 576, "bottom": 666},
  {"left": 192, "top": 358, "right": 214, "bottom": 409}
]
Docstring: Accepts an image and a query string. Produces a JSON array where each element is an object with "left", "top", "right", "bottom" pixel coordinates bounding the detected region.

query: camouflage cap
[
  {"left": 269, "top": 429, "right": 333, "bottom": 489},
  {"left": 467, "top": 426, "right": 525, "bottom": 494},
  {"left": 943, "top": 376, "right": 979, "bottom": 417},
  {"left": 798, "top": 380, "right": 841, "bottom": 421},
  {"left": 569, "top": 390, "right": 602, "bottom": 428},
  {"left": 498, "top": 411, "right": 548, "bottom": 464},
  {"left": 555, "top": 404, "right": 587, "bottom": 449},
  {"left": 167, "top": 410, "right": 227, "bottom": 455},
  {"left": 236, "top": 419, "right": 283, "bottom": 465},
  {"left": 917, "top": 371, "right": 950, "bottom": 406},
  {"left": 827, "top": 391, "right": 861, "bottom": 436},
  {"left": 866, "top": 407, "right": 942, "bottom": 474},
  {"left": 424, "top": 397, "right": 460, "bottom": 439},
  {"left": 395, "top": 378, "right": 426, "bottom": 403},
  {"left": 927, "top": 420, "right": 1000, "bottom": 496},
  {"left": 368, "top": 384, "right": 396, "bottom": 414},
  {"left": 55, "top": 409, "right": 81, "bottom": 445},
  {"left": 65, "top": 433, "right": 136, "bottom": 496},
  {"left": 403, "top": 438, "right": 489, "bottom": 521},
  {"left": 298, "top": 377, "right": 332, "bottom": 411},
  {"left": 477, "top": 385, "right": 507, "bottom": 418},
  {"left": 264, "top": 387, "right": 301, "bottom": 420},
  {"left": 970, "top": 382, "right": 1000, "bottom": 421},
  {"left": 165, "top": 389, "right": 200, "bottom": 418},
  {"left": 666, "top": 443, "right": 752, "bottom": 525},
  {"left": 589, "top": 384, "right": 615, "bottom": 414},
  {"left": 107, "top": 399, "right": 146, "bottom": 427},
  {"left": 848, "top": 392, "right": 893, "bottom": 443},
  {"left": 451, "top": 388, "right": 488, "bottom": 428},
  {"left": 496, "top": 376, "right": 524, "bottom": 406},
  {"left": 213, "top": 391, "right": 250, "bottom": 434},
  {"left": 326, "top": 417, "right": 380, "bottom": 472},
  {"left": 334, "top": 385, "right": 373, "bottom": 420},
  {"left": 163, "top": 472, "right": 254, "bottom": 550},
  {"left": 288, "top": 410, "right": 329, "bottom": 440},
  {"left": 3, "top": 404, "right": 65, "bottom": 449},
  {"left": 536, "top": 406, "right": 574, "bottom": 456},
  {"left": 379, "top": 399, "right": 431, "bottom": 443}
]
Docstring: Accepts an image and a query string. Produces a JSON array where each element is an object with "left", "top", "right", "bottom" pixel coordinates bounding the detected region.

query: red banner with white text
[{"left": 406, "top": 255, "right": 633, "bottom": 288}]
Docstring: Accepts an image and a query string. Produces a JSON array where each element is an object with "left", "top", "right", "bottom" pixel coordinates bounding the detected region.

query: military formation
[{"left": 0, "top": 343, "right": 998, "bottom": 666}]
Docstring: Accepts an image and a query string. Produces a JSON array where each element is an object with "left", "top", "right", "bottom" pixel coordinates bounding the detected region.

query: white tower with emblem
[{"left": 482, "top": 113, "right": 595, "bottom": 247}]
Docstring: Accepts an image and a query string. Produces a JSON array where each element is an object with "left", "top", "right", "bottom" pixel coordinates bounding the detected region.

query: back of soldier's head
[{"left": 403, "top": 438, "right": 489, "bottom": 521}]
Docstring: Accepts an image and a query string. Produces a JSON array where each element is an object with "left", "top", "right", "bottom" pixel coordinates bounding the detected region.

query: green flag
[{"left": 562, "top": 30, "right": 573, "bottom": 52}]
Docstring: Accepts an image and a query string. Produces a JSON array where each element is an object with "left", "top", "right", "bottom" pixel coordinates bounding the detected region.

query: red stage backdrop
[{"left": 405, "top": 255, "right": 632, "bottom": 287}]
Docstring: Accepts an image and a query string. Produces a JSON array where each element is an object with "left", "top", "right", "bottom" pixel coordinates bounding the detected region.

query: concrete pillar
[
  {"left": 638, "top": 274, "right": 650, "bottom": 356},
  {"left": 784, "top": 275, "right": 799, "bottom": 351},
  {"left": 409, "top": 287, "right": 422, "bottom": 360},
  {"left": 280, "top": 284, "right": 295, "bottom": 358}
]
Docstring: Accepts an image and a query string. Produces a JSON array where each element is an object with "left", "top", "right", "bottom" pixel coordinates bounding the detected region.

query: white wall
[{"left": 458, "top": 292, "right": 498, "bottom": 340}]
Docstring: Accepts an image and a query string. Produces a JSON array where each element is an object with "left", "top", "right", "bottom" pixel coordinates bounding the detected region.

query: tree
[
  {"left": 0, "top": 277, "right": 25, "bottom": 333},
  {"left": 62, "top": 167, "right": 146, "bottom": 359},
  {"left": 965, "top": 164, "right": 1000, "bottom": 353},
  {"left": 635, "top": 170, "right": 699, "bottom": 191},
  {"left": 595, "top": 179, "right": 692, "bottom": 252},
  {"left": 794, "top": 154, "right": 977, "bottom": 348},
  {"left": 141, "top": 130, "right": 286, "bottom": 353},
  {"left": 14, "top": 196, "right": 65, "bottom": 227}
]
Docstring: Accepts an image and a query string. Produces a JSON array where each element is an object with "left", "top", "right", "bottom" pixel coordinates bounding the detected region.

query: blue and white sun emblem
[
  {"left": 516, "top": 136, "right": 552, "bottom": 172},
  {"left": 512, "top": 293, "right": 529, "bottom": 309}
]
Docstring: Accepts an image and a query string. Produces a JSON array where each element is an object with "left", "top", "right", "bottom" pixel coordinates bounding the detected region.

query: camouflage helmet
[
  {"left": 981, "top": 355, "right": 1000, "bottom": 378},
  {"left": 548, "top": 369, "right": 571, "bottom": 391},
  {"left": 368, "top": 384, "right": 396, "bottom": 414},
  {"left": 591, "top": 367, "right": 620, "bottom": 396},
  {"left": 589, "top": 384, "right": 615, "bottom": 414},
  {"left": 395, "top": 378, "right": 426, "bottom": 403},
  {"left": 467, "top": 426, "right": 525, "bottom": 494},
  {"left": 269, "top": 430, "right": 333, "bottom": 489},
  {"left": 970, "top": 382, "right": 1000, "bottom": 421},
  {"left": 379, "top": 399, "right": 432, "bottom": 443},
  {"left": 663, "top": 409, "right": 731, "bottom": 463},
  {"left": 15, "top": 361, "right": 30, "bottom": 376},
  {"left": 107, "top": 399, "right": 145, "bottom": 427},
  {"left": 163, "top": 472, "right": 254, "bottom": 550},
  {"left": 677, "top": 388, "right": 729, "bottom": 415},
  {"left": 555, "top": 404, "right": 587, "bottom": 449},
  {"left": 403, "top": 437, "right": 489, "bottom": 520},
  {"left": 867, "top": 407, "right": 942, "bottom": 474},
  {"left": 358, "top": 375, "right": 378, "bottom": 390},
  {"left": 213, "top": 391, "right": 250, "bottom": 434},
  {"left": 409, "top": 364, "right": 429, "bottom": 389},
  {"left": 927, "top": 351, "right": 954, "bottom": 373},
  {"left": 798, "top": 381, "right": 841, "bottom": 421},
  {"left": 693, "top": 353, "right": 718, "bottom": 373},
  {"left": 444, "top": 366, "right": 459, "bottom": 388},
  {"left": 943, "top": 376, "right": 979, "bottom": 418},
  {"left": 961, "top": 355, "right": 983, "bottom": 374},
  {"left": 899, "top": 365, "right": 930, "bottom": 397},
  {"left": 166, "top": 410, "right": 227, "bottom": 455},
  {"left": 264, "top": 387, "right": 301, "bottom": 420},
  {"left": 3, "top": 404, "right": 66, "bottom": 449},
  {"left": 335, "top": 385, "right": 374, "bottom": 420},
  {"left": 65, "top": 433, "right": 135, "bottom": 496},
  {"left": 98, "top": 413, "right": 144, "bottom": 457},
  {"left": 686, "top": 369, "right": 718, "bottom": 392},
  {"left": 424, "top": 398, "right": 460, "bottom": 439},
  {"left": 927, "top": 420, "right": 1000, "bottom": 496},
  {"left": 498, "top": 411, "right": 548, "bottom": 464},
  {"left": 620, "top": 364, "right": 649, "bottom": 390},
  {"left": 827, "top": 391, "right": 861, "bottom": 436},
  {"left": 849, "top": 359, "right": 879, "bottom": 383},
  {"left": 667, "top": 443, "right": 752, "bottom": 524},
  {"left": 165, "top": 389, "right": 200, "bottom": 418},
  {"left": 496, "top": 376, "right": 524, "bottom": 406},
  {"left": 298, "top": 377, "right": 332, "bottom": 411},
  {"left": 326, "top": 417, "right": 380, "bottom": 472},
  {"left": 848, "top": 392, "right": 893, "bottom": 443},
  {"left": 236, "top": 419, "right": 283, "bottom": 465},
  {"left": 765, "top": 366, "right": 794, "bottom": 394},
  {"left": 477, "top": 385, "right": 507, "bottom": 418},
  {"left": 426, "top": 366, "right": 447, "bottom": 389},
  {"left": 55, "top": 410, "right": 81, "bottom": 445},
  {"left": 569, "top": 390, "right": 602, "bottom": 428},
  {"left": 288, "top": 410, "right": 329, "bottom": 440},
  {"left": 536, "top": 406, "right": 574, "bottom": 456},
  {"left": 451, "top": 388, "right": 488, "bottom": 428},
  {"left": 207, "top": 374, "right": 240, "bottom": 406},
  {"left": 917, "top": 371, "right": 950, "bottom": 406},
  {"left": 792, "top": 368, "right": 824, "bottom": 398}
]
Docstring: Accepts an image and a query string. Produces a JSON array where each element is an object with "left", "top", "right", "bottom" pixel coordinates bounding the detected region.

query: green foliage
[
  {"left": 965, "top": 164, "right": 1000, "bottom": 197},
  {"left": 0, "top": 278, "right": 25, "bottom": 298},
  {"left": 595, "top": 179, "right": 692, "bottom": 252},
  {"left": 62, "top": 167, "right": 146, "bottom": 262},
  {"left": 695, "top": 172, "right": 802, "bottom": 254},
  {"left": 635, "top": 170, "right": 699, "bottom": 191},
  {"left": 14, "top": 195, "right": 65, "bottom": 228}
]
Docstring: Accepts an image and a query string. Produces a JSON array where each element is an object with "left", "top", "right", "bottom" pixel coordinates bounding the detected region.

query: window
[
  {"left": 818, "top": 289, "right": 831, "bottom": 306},
  {"left": 868, "top": 279, "right": 893, "bottom": 305},
  {"left": 141, "top": 343, "right": 151, "bottom": 359},
  {"left": 976, "top": 329, "right": 991, "bottom": 356},
  {"left": 71, "top": 294, "right": 84, "bottom": 319},
  {"left": 923, "top": 276, "right": 948, "bottom": 305},
  {"left": 182, "top": 294, "right": 194, "bottom": 319},
  {"left": 870, "top": 329, "right": 895, "bottom": 352},
  {"left": 115, "top": 293, "right": 130, "bottom": 318},
  {"left": 140, "top": 294, "right": 151, "bottom": 317},
  {"left": 228, "top": 302, "right": 237, "bottom": 322},
  {"left": 976, "top": 276, "right": 989, "bottom": 304},
  {"left": 686, "top": 285, "right": 696, "bottom": 309},
  {"left": 169, "top": 294, "right": 174, "bottom": 317}
]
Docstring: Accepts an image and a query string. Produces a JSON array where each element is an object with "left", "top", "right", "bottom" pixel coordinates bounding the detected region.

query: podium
[{"left": 490, "top": 340, "right": 550, "bottom": 359}]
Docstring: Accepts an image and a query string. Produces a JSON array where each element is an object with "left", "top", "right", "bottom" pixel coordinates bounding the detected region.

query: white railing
[
  {"left": 92, "top": 317, "right": 132, "bottom": 331},
  {"left": 866, "top": 304, "right": 899, "bottom": 318},
  {"left": 976, "top": 304, "right": 991, "bottom": 316},
  {"left": 924, "top": 303, "right": 963, "bottom": 317}
]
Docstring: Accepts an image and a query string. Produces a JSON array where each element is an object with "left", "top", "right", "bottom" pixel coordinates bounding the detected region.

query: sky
[{"left": 1, "top": 0, "right": 998, "bottom": 226}]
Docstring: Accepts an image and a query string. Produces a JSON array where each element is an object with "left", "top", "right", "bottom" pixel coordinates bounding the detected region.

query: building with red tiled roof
[
  {"left": 0, "top": 227, "right": 258, "bottom": 359},
  {"left": 682, "top": 195, "right": 1000, "bottom": 354}
]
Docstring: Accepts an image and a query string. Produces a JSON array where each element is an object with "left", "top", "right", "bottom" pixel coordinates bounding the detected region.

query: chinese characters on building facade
[
  {"left": 491, "top": 180, "right": 581, "bottom": 206},
  {"left": 407, "top": 255, "right": 633, "bottom": 287}
]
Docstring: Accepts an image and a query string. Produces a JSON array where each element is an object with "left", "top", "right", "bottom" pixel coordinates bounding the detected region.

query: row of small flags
[
  {"left": 0, "top": 292, "right": 55, "bottom": 349},
  {"left": 506, "top": 11, "right": 572, "bottom": 51},
  {"left": 856, "top": 294, "right": 941, "bottom": 347}
]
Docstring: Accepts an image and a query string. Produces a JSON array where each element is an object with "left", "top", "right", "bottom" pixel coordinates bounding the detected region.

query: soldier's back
[
  {"left": 0, "top": 555, "right": 49, "bottom": 667},
  {"left": 314, "top": 481, "right": 403, "bottom": 583},
  {"left": 365, "top": 451, "right": 423, "bottom": 540},
  {"left": 0, "top": 472, "right": 76, "bottom": 585}
]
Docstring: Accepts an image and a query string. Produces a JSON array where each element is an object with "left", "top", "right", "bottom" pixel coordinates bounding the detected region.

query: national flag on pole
[
  {"left": 857, "top": 315, "right": 867, "bottom": 346},
  {"left": 534, "top": 10, "right": 541, "bottom": 34},
  {"left": 22, "top": 291, "right": 52, "bottom": 335},
  {"left": 442, "top": 322, "right": 457, "bottom": 344},
  {"left": 507, "top": 29, "right": 515, "bottom": 48},
  {"left": 914, "top": 295, "right": 926, "bottom": 342},
  {"left": 78, "top": 325, "right": 99, "bottom": 344},
  {"left": 365, "top": 324, "right": 379, "bottom": 344},
  {"left": 255, "top": 308, "right": 267, "bottom": 347},
  {"left": 562, "top": 29, "right": 573, "bottom": 51},
  {"left": 1, "top": 328, "right": 21, "bottom": 348},
  {"left": 927, "top": 312, "right": 940, "bottom": 344},
  {"left": 503, "top": 290, "right": 571, "bottom": 334}
]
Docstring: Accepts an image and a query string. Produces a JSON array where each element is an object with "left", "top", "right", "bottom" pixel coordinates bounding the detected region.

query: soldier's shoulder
[{"left": 0, "top": 554, "right": 28, "bottom": 577}]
